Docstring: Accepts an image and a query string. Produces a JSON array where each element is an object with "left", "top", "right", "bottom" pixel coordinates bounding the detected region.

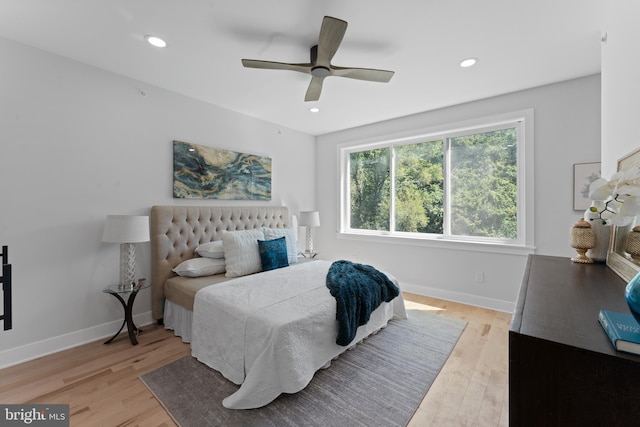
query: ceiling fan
[{"left": 241, "top": 16, "right": 395, "bottom": 102}]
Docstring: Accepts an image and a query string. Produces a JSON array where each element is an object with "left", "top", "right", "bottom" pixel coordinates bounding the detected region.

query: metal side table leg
[{"left": 104, "top": 289, "right": 142, "bottom": 345}]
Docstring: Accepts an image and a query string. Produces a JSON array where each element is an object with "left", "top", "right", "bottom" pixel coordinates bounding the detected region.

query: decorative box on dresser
[{"left": 509, "top": 255, "right": 640, "bottom": 426}]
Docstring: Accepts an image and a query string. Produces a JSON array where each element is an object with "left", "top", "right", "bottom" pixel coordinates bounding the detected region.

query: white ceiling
[{"left": 0, "top": 0, "right": 604, "bottom": 136}]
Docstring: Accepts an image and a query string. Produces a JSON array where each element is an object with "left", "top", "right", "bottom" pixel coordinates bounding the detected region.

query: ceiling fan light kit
[{"left": 241, "top": 16, "right": 395, "bottom": 101}]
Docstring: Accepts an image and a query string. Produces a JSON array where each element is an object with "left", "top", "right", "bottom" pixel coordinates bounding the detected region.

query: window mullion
[
  {"left": 390, "top": 146, "right": 396, "bottom": 233},
  {"left": 343, "top": 151, "right": 350, "bottom": 231},
  {"left": 443, "top": 138, "right": 451, "bottom": 237}
]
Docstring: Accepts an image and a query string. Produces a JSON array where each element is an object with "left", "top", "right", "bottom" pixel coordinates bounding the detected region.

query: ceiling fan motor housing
[{"left": 311, "top": 66, "right": 331, "bottom": 77}]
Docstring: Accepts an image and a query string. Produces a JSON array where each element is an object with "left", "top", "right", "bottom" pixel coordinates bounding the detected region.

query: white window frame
[{"left": 337, "top": 110, "right": 535, "bottom": 254}]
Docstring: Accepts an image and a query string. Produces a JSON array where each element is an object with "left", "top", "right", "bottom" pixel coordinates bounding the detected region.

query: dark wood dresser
[{"left": 509, "top": 255, "right": 640, "bottom": 426}]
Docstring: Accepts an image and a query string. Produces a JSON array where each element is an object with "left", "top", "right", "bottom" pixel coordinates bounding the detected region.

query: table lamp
[
  {"left": 102, "top": 215, "right": 150, "bottom": 289},
  {"left": 299, "top": 211, "right": 320, "bottom": 254}
]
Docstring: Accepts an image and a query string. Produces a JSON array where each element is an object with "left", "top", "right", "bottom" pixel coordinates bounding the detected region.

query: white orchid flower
[
  {"left": 617, "top": 184, "right": 640, "bottom": 197},
  {"left": 619, "top": 195, "right": 640, "bottom": 217},
  {"left": 589, "top": 178, "right": 615, "bottom": 200},
  {"left": 587, "top": 168, "right": 640, "bottom": 226}
]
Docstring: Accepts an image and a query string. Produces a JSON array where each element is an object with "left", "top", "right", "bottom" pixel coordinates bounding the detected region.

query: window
[{"left": 340, "top": 112, "right": 532, "bottom": 248}]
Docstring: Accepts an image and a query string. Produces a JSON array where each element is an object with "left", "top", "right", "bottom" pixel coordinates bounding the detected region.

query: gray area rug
[{"left": 140, "top": 309, "right": 466, "bottom": 427}]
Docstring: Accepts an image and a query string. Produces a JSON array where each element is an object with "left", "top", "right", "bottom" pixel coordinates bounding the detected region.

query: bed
[{"left": 150, "top": 205, "right": 407, "bottom": 409}]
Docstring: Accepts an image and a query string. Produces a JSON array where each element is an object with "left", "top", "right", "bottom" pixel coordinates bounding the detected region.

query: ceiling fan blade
[
  {"left": 304, "top": 76, "right": 324, "bottom": 102},
  {"left": 331, "top": 66, "right": 395, "bottom": 83},
  {"left": 242, "top": 59, "right": 311, "bottom": 75},
  {"left": 316, "top": 16, "right": 347, "bottom": 67}
]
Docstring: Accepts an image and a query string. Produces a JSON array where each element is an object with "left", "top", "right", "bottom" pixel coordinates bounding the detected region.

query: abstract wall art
[{"left": 173, "top": 141, "right": 272, "bottom": 200}]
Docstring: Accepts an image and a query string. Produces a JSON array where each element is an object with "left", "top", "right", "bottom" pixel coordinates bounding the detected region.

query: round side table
[{"left": 103, "top": 281, "right": 150, "bottom": 345}]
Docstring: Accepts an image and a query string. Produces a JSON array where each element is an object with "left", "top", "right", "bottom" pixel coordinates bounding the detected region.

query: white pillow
[
  {"left": 222, "top": 229, "right": 265, "bottom": 277},
  {"left": 196, "top": 240, "right": 225, "bottom": 259},
  {"left": 172, "top": 257, "right": 226, "bottom": 277},
  {"left": 263, "top": 227, "right": 298, "bottom": 264}
]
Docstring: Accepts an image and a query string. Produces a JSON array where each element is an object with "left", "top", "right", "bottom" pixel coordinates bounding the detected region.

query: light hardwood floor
[{"left": 0, "top": 293, "right": 511, "bottom": 426}]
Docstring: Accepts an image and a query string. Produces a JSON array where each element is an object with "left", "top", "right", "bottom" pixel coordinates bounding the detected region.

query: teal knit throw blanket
[{"left": 326, "top": 260, "right": 400, "bottom": 346}]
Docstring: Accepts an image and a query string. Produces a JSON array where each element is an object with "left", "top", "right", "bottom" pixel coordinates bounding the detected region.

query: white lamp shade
[
  {"left": 102, "top": 215, "right": 150, "bottom": 243},
  {"left": 299, "top": 211, "right": 320, "bottom": 227}
]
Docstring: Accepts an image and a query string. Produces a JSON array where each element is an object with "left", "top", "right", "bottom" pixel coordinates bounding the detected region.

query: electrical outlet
[{"left": 475, "top": 272, "right": 484, "bottom": 283}]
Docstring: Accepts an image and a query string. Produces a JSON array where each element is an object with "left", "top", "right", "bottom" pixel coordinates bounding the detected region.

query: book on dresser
[{"left": 598, "top": 310, "right": 640, "bottom": 355}]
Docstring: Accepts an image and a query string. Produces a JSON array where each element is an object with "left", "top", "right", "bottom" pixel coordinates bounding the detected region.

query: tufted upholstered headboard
[{"left": 150, "top": 205, "right": 291, "bottom": 320}]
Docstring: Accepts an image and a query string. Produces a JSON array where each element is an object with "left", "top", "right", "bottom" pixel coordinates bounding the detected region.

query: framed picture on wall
[
  {"left": 172, "top": 140, "right": 272, "bottom": 200},
  {"left": 573, "top": 162, "right": 601, "bottom": 211}
]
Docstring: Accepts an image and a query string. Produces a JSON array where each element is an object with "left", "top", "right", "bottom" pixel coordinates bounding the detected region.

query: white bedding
[{"left": 191, "top": 260, "right": 407, "bottom": 409}]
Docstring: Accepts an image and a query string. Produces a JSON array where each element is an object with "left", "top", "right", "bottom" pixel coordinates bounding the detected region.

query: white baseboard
[
  {"left": 401, "top": 282, "right": 515, "bottom": 314},
  {"left": 0, "top": 311, "right": 155, "bottom": 370}
]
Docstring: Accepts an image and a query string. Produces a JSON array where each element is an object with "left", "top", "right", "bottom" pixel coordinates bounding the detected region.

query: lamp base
[
  {"left": 119, "top": 243, "right": 136, "bottom": 289},
  {"left": 305, "top": 227, "right": 314, "bottom": 254}
]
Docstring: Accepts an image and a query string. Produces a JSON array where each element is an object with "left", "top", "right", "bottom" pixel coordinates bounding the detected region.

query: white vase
[{"left": 586, "top": 219, "right": 611, "bottom": 262}]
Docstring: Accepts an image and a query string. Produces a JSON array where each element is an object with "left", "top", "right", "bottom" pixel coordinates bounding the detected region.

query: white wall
[
  {"left": 2, "top": 7, "right": 623, "bottom": 365},
  {"left": 0, "top": 37, "right": 315, "bottom": 368},
  {"left": 316, "top": 75, "right": 601, "bottom": 311},
  {"left": 601, "top": 0, "right": 640, "bottom": 176}
]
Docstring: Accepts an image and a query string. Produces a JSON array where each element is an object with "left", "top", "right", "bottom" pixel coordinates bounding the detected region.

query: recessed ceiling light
[
  {"left": 460, "top": 58, "right": 478, "bottom": 68},
  {"left": 309, "top": 107, "right": 320, "bottom": 113},
  {"left": 144, "top": 35, "right": 167, "bottom": 48}
]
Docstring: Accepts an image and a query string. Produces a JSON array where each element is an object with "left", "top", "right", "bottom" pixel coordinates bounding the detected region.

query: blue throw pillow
[{"left": 258, "top": 237, "right": 289, "bottom": 271}]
